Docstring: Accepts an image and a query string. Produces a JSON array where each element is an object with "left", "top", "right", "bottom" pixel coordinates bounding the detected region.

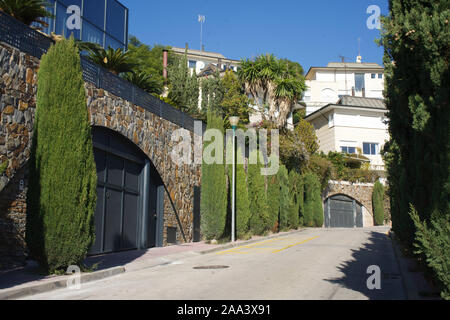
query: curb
[
  {"left": 198, "top": 228, "right": 307, "bottom": 255},
  {"left": 0, "top": 266, "right": 125, "bottom": 300}
]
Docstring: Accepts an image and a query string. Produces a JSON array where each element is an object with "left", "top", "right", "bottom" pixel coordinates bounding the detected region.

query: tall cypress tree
[
  {"left": 380, "top": 0, "right": 449, "bottom": 245},
  {"left": 267, "top": 173, "right": 280, "bottom": 232},
  {"left": 303, "top": 172, "right": 322, "bottom": 227},
  {"left": 288, "top": 171, "right": 301, "bottom": 229},
  {"left": 372, "top": 181, "right": 385, "bottom": 226},
  {"left": 278, "top": 165, "right": 292, "bottom": 230},
  {"left": 200, "top": 109, "right": 227, "bottom": 240},
  {"left": 248, "top": 149, "right": 270, "bottom": 235},
  {"left": 26, "top": 38, "right": 97, "bottom": 273}
]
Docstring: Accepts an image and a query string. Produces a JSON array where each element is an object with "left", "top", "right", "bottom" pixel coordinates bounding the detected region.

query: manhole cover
[{"left": 193, "top": 265, "right": 230, "bottom": 270}]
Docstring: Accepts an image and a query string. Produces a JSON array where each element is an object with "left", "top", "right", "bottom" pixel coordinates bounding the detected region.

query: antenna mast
[{"left": 198, "top": 15, "right": 205, "bottom": 51}]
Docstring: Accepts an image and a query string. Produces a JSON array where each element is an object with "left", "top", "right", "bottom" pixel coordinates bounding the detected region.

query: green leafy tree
[
  {"left": 201, "top": 70, "right": 223, "bottom": 115},
  {"left": 25, "top": 38, "right": 97, "bottom": 273},
  {"left": 248, "top": 149, "right": 270, "bottom": 235},
  {"left": 267, "top": 173, "right": 280, "bottom": 232},
  {"left": 278, "top": 165, "right": 292, "bottom": 230},
  {"left": 0, "top": 0, "right": 53, "bottom": 29},
  {"left": 227, "top": 145, "right": 251, "bottom": 239},
  {"left": 372, "top": 181, "right": 385, "bottom": 226},
  {"left": 220, "top": 70, "right": 251, "bottom": 128},
  {"left": 200, "top": 109, "right": 227, "bottom": 240},
  {"left": 87, "top": 47, "right": 137, "bottom": 75},
  {"left": 379, "top": 0, "right": 449, "bottom": 246},
  {"left": 303, "top": 172, "right": 323, "bottom": 227}
]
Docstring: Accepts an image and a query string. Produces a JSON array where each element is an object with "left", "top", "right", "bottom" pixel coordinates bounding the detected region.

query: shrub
[
  {"left": 373, "top": 181, "right": 385, "bottom": 226},
  {"left": 289, "top": 171, "right": 302, "bottom": 229},
  {"left": 304, "top": 172, "right": 323, "bottom": 227},
  {"left": 200, "top": 109, "right": 227, "bottom": 240},
  {"left": 278, "top": 165, "right": 291, "bottom": 230},
  {"left": 248, "top": 149, "right": 270, "bottom": 235},
  {"left": 410, "top": 206, "right": 449, "bottom": 300},
  {"left": 306, "top": 154, "right": 332, "bottom": 191},
  {"left": 228, "top": 145, "right": 251, "bottom": 239},
  {"left": 267, "top": 173, "right": 280, "bottom": 232},
  {"left": 25, "top": 38, "right": 97, "bottom": 273}
]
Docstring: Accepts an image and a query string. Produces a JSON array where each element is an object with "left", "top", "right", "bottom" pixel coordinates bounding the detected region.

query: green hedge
[{"left": 25, "top": 38, "right": 97, "bottom": 273}]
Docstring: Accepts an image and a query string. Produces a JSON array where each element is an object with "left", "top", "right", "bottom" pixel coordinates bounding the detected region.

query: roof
[
  {"left": 171, "top": 47, "right": 239, "bottom": 62},
  {"left": 304, "top": 96, "right": 386, "bottom": 121},
  {"left": 337, "top": 96, "right": 386, "bottom": 109}
]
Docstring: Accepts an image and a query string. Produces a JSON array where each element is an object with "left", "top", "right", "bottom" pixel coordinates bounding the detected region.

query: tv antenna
[{"left": 198, "top": 15, "right": 206, "bottom": 51}]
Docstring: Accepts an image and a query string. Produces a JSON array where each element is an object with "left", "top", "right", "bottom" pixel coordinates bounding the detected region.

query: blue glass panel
[
  {"left": 371, "top": 144, "right": 377, "bottom": 155},
  {"left": 106, "top": 0, "right": 126, "bottom": 42},
  {"left": 355, "top": 73, "right": 365, "bottom": 91},
  {"left": 55, "top": 2, "right": 80, "bottom": 39},
  {"left": 363, "top": 143, "right": 370, "bottom": 155},
  {"left": 82, "top": 21, "right": 104, "bottom": 46},
  {"left": 83, "top": 0, "right": 106, "bottom": 29},
  {"left": 105, "top": 36, "right": 123, "bottom": 50},
  {"left": 348, "top": 147, "right": 356, "bottom": 154},
  {"left": 59, "top": 0, "right": 81, "bottom": 8}
]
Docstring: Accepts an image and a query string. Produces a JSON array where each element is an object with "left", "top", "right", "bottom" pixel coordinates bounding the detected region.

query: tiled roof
[{"left": 338, "top": 96, "right": 386, "bottom": 109}]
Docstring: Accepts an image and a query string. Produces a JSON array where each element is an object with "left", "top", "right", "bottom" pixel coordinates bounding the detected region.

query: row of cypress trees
[{"left": 200, "top": 111, "right": 324, "bottom": 241}]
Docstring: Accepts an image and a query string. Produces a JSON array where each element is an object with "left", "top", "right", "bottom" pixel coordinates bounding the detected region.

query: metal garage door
[
  {"left": 89, "top": 127, "right": 162, "bottom": 255},
  {"left": 324, "top": 195, "right": 363, "bottom": 228}
]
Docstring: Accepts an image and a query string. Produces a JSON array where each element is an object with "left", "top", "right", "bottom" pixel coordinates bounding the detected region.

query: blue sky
[{"left": 121, "top": 0, "right": 389, "bottom": 72}]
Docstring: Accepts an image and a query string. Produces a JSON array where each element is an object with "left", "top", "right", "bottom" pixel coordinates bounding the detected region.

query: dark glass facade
[{"left": 40, "top": 0, "right": 128, "bottom": 50}]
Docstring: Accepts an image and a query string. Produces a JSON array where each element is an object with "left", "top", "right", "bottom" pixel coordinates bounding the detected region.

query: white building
[
  {"left": 305, "top": 95, "right": 389, "bottom": 171},
  {"left": 302, "top": 56, "right": 385, "bottom": 115}
]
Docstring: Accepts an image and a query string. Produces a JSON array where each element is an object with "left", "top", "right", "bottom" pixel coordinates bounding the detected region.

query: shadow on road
[{"left": 324, "top": 230, "right": 405, "bottom": 300}]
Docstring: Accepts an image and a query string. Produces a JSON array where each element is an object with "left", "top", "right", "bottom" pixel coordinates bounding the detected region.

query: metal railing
[{"left": 0, "top": 10, "right": 200, "bottom": 133}]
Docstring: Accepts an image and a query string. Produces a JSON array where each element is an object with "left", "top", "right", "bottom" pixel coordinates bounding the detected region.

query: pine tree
[
  {"left": 25, "top": 38, "right": 97, "bottom": 273},
  {"left": 278, "top": 165, "right": 292, "bottom": 230},
  {"left": 267, "top": 173, "right": 280, "bottom": 232},
  {"left": 248, "top": 149, "right": 269, "bottom": 235},
  {"left": 372, "top": 181, "right": 385, "bottom": 226},
  {"left": 200, "top": 109, "right": 227, "bottom": 240},
  {"left": 227, "top": 144, "right": 251, "bottom": 239}
]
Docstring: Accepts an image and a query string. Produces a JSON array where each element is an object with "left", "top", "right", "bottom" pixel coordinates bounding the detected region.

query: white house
[
  {"left": 302, "top": 56, "right": 385, "bottom": 115},
  {"left": 304, "top": 95, "right": 389, "bottom": 171}
]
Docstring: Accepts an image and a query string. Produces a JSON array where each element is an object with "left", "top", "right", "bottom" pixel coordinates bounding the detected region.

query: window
[
  {"left": 328, "top": 113, "right": 334, "bottom": 127},
  {"left": 83, "top": 0, "right": 106, "bottom": 29},
  {"left": 355, "top": 73, "right": 365, "bottom": 91},
  {"left": 371, "top": 73, "right": 376, "bottom": 79},
  {"left": 341, "top": 146, "right": 356, "bottom": 154},
  {"left": 106, "top": 0, "right": 126, "bottom": 43},
  {"left": 188, "top": 60, "right": 197, "bottom": 69},
  {"left": 378, "top": 73, "right": 383, "bottom": 79},
  {"left": 363, "top": 142, "right": 379, "bottom": 155}
]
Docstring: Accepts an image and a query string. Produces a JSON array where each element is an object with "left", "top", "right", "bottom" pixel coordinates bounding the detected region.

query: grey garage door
[
  {"left": 324, "top": 195, "right": 363, "bottom": 228},
  {"left": 89, "top": 127, "right": 163, "bottom": 255}
]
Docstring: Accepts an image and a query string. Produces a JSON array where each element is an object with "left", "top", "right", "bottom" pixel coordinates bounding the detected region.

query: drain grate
[{"left": 193, "top": 265, "right": 230, "bottom": 270}]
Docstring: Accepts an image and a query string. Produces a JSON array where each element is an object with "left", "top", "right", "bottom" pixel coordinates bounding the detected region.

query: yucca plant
[
  {"left": 123, "top": 71, "right": 162, "bottom": 95},
  {"left": 0, "top": 0, "right": 53, "bottom": 29},
  {"left": 87, "top": 47, "right": 137, "bottom": 75}
]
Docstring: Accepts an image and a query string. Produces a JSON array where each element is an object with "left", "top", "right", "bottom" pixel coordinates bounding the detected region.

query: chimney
[
  {"left": 218, "top": 58, "right": 222, "bottom": 70},
  {"left": 356, "top": 55, "right": 362, "bottom": 63},
  {"left": 163, "top": 49, "right": 168, "bottom": 82}
]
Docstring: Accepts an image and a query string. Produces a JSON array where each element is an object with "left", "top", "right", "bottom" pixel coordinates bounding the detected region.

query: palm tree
[
  {"left": 0, "top": 0, "right": 53, "bottom": 29},
  {"left": 123, "top": 71, "right": 163, "bottom": 95},
  {"left": 87, "top": 47, "right": 137, "bottom": 75},
  {"left": 274, "top": 77, "right": 305, "bottom": 127}
]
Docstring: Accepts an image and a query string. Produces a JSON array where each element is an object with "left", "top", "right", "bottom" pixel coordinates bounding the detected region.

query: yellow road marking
[
  {"left": 216, "top": 238, "right": 281, "bottom": 255},
  {"left": 272, "top": 236, "right": 319, "bottom": 253}
]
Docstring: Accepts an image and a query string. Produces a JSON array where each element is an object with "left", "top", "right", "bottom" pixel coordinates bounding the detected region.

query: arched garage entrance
[
  {"left": 324, "top": 194, "right": 363, "bottom": 228},
  {"left": 89, "top": 127, "right": 165, "bottom": 255}
]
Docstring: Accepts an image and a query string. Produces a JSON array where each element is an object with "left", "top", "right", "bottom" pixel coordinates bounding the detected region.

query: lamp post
[{"left": 229, "top": 116, "right": 240, "bottom": 243}]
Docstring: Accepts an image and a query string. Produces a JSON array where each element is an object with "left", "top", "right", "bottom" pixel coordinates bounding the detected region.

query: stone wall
[{"left": 0, "top": 41, "right": 201, "bottom": 268}]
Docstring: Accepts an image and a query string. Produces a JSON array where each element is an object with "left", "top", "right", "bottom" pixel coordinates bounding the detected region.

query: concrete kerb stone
[{"left": 0, "top": 266, "right": 125, "bottom": 300}]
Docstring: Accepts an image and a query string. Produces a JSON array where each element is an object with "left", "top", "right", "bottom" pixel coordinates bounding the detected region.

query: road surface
[{"left": 23, "top": 226, "right": 406, "bottom": 300}]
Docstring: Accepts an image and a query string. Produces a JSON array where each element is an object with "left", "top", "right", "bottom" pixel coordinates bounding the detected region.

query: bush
[
  {"left": 410, "top": 206, "right": 449, "bottom": 300},
  {"left": 306, "top": 154, "right": 332, "bottom": 191},
  {"left": 278, "top": 165, "right": 292, "bottom": 230},
  {"left": 303, "top": 172, "right": 323, "bottom": 227},
  {"left": 373, "top": 181, "right": 385, "bottom": 226},
  {"left": 267, "top": 173, "right": 280, "bottom": 232},
  {"left": 25, "top": 38, "right": 97, "bottom": 273},
  {"left": 248, "top": 149, "right": 270, "bottom": 235},
  {"left": 200, "top": 109, "right": 227, "bottom": 240},
  {"left": 228, "top": 145, "right": 251, "bottom": 239}
]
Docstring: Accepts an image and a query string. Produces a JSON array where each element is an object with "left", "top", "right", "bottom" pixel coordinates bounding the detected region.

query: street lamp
[{"left": 229, "top": 116, "right": 240, "bottom": 242}]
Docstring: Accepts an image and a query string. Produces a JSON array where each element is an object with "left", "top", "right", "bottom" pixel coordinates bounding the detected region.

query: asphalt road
[{"left": 23, "top": 226, "right": 406, "bottom": 300}]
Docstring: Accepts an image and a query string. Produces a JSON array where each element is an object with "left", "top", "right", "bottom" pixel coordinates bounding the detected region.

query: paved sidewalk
[{"left": 0, "top": 229, "right": 304, "bottom": 299}]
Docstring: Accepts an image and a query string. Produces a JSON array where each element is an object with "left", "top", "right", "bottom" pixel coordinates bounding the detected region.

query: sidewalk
[{"left": 0, "top": 229, "right": 305, "bottom": 300}]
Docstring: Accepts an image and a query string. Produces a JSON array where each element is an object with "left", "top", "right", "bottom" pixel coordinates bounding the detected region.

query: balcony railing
[{"left": 0, "top": 10, "right": 200, "bottom": 133}]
